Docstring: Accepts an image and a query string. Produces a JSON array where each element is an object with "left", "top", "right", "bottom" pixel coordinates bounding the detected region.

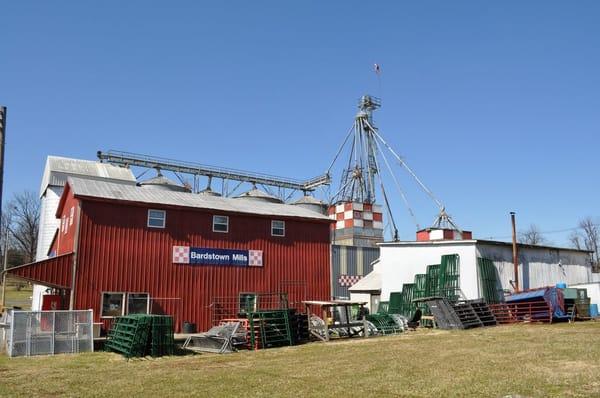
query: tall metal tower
[
  {"left": 337, "top": 95, "right": 381, "bottom": 204},
  {"left": 328, "top": 94, "right": 462, "bottom": 245}
]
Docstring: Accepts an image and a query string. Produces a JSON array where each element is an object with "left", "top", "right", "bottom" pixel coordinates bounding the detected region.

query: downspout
[{"left": 69, "top": 202, "right": 83, "bottom": 310}]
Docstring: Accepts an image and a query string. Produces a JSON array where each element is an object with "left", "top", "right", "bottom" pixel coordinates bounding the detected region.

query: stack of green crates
[
  {"left": 148, "top": 315, "right": 175, "bottom": 356},
  {"left": 105, "top": 315, "right": 152, "bottom": 358},
  {"left": 388, "top": 292, "right": 403, "bottom": 314},
  {"left": 575, "top": 289, "right": 591, "bottom": 318},
  {"left": 105, "top": 315, "right": 174, "bottom": 358},
  {"left": 377, "top": 301, "right": 389, "bottom": 314},
  {"left": 365, "top": 313, "right": 402, "bottom": 335},
  {"left": 439, "top": 254, "right": 460, "bottom": 301},
  {"left": 424, "top": 264, "right": 441, "bottom": 297},
  {"left": 248, "top": 310, "right": 293, "bottom": 349}
]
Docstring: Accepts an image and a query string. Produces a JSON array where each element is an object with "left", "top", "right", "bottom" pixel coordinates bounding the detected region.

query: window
[
  {"left": 102, "top": 292, "right": 150, "bottom": 317},
  {"left": 213, "top": 215, "right": 229, "bottom": 233},
  {"left": 239, "top": 293, "right": 258, "bottom": 314},
  {"left": 101, "top": 292, "right": 125, "bottom": 317},
  {"left": 127, "top": 293, "right": 150, "bottom": 315},
  {"left": 62, "top": 216, "right": 67, "bottom": 234},
  {"left": 147, "top": 209, "right": 166, "bottom": 228},
  {"left": 69, "top": 206, "right": 74, "bottom": 226},
  {"left": 271, "top": 220, "right": 285, "bottom": 237}
]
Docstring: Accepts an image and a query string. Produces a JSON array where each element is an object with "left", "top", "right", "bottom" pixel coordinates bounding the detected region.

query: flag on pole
[{"left": 374, "top": 63, "right": 381, "bottom": 75}]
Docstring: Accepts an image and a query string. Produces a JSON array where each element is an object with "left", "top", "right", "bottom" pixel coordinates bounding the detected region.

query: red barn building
[{"left": 10, "top": 177, "right": 332, "bottom": 332}]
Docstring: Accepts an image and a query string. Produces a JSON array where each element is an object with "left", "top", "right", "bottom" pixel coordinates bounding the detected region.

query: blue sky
[{"left": 2, "top": 2, "right": 599, "bottom": 245}]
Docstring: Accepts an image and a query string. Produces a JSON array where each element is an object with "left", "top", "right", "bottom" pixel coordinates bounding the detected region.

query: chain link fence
[{"left": 6, "top": 310, "right": 93, "bottom": 357}]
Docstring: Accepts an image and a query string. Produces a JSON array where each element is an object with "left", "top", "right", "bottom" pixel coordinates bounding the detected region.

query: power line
[{"left": 482, "top": 223, "right": 600, "bottom": 241}]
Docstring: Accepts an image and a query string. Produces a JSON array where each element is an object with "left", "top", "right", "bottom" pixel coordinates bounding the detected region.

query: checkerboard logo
[
  {"left": 173, "top": 246, "right": 190, "bottom": 264},
  {"left": 338, "top": 274, "right": 362, "bottom": 287},
  {"left": 248, "top": 250, "right": 263, "bottom": 267}
]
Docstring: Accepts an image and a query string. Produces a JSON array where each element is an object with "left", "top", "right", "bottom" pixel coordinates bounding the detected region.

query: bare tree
[
  {"left": 6, "top": 191, "right": 40, "bottom": 265},
  {"left": 580, "top": 217, "right": 599, "bottom": 272},
  {"left": 519, "top": 224, "right": 546, "bottom": 245},
  {"left": 569, "top": 231, "right": 583, "bottom": 250},
  {"left": 569, "top": 217, "right": 600, "bottom": 272}
]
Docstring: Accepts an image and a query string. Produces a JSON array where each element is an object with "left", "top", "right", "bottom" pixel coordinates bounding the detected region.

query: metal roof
[
  {"left": 235, "top": 188, "right": 283, "bottom": 203},
  {"left": 40, "top": 156, "right": 136, "bottom": 196},
  {"left": 138, "top": 174, "right": 190, "bottom": 192},
  {"left": 67, "top": 177, "right": 331, "bottom": 221},
  {"left": 379, "top": 238, "right": 592, "bottom": 254},
  {"left": 292, "top": 195, "right": 326, "bottom": 205},
  {"left": 348, "top": 263, "right": 381, "bottom": 292}
]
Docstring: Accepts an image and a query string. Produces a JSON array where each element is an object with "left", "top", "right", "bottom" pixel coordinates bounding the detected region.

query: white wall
[
  {"left": 570, "top": 282, "right": 600, "bottom": 306},
  {"left": 35, "top": 186, "right": 62, "bottom": 261},
  {"left": 32, "top": 186, "right": 63, "bottom": 311},
  {"left": 378, "top": 242, "right": 478, "bottom": 301},
  {"left": 477, "top": 243, "right": 596, "bottom": 291},
  {"left": 375, "top": 240, "right": 596, "bottom": 303}
]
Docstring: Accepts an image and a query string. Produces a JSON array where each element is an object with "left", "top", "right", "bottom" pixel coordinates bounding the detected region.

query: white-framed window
[
  {"left": 127, "top": 293, "right": 150, "bottom": 315},
  {"left": 101, "top": 292, "right": 126, "bottom": 317},
  {"left": 213, "top": 215, "right": 229, "bottom": 233},
  {"left": 147, "top": 209, "right": 166, "bottom": 228},
  {"left": 69, "top": 206, "right": 74, "bottom": 226},
  {"left": 271, "top": 220, "right": 285, "bottom": 237},
  {"left": 101, "top": 292, "right": 151, "bottom": 317},
  {"left": 62, "top": 216, "right": 67, "bottom": 234}
]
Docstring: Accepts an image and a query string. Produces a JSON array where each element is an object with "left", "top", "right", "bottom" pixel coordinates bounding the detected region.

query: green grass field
[
  {"left": 1, "top": 280, "right": 32, "bottom": 310},
  {"left": 1, "top": 322, "right": 599, "bottom": 397}
]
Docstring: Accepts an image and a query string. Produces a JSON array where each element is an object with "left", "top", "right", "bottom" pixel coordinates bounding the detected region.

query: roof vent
[
  {"left": 291, "top": 195, "right": 328, "bottom": 215},
  {"left": 235, "top": 186, "right": 283, "bottom": 203},
  {"left": 138, "top": 171, "right": 191, "bottom": 193}
]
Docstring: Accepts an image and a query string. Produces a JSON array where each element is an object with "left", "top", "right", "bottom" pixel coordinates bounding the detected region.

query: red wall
[{"left": 73, "top": 199, "right": 332, "bottom": 332}]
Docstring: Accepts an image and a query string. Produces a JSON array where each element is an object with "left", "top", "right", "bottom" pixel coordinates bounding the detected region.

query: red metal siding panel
[
  {"left": 74, "top": 200, "right": 331, "bottom": 332},
  {"left": 8, "top": 253, "right": 73, "bottom": 288},
  {"left": 416, "top": 230, "right": 430, "bottom": 241},
  {"left": 55, "top": 186, "right": 80, "bottom": 256}
]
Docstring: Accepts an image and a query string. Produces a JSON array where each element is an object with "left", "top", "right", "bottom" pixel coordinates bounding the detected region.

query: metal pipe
[{"left": 510, "top": 212, "right": 519, "bottom": 292}]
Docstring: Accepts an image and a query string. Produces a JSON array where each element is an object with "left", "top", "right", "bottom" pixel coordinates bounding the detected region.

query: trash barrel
[
  {"left": 590, "top": 304, "right": 599, "bottom": 318},
  {"left": 182, "top": 321, "right": 196, "bottom": 334}
]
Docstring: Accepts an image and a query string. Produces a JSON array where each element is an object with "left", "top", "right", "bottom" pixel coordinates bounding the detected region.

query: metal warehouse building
[
  {"left": 10, "top": 176, "right": 332, "bottom": 332},
  {"left": 349, "top": 228, "right": 599, "bottom": 307}
]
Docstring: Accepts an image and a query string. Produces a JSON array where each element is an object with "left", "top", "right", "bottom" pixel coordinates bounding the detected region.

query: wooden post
[
  {"left": 510, "top": 212, "right": 519, "bottom": 292},
  {"left": 322, "top": 307, "right": 329, "bottom": 342}
]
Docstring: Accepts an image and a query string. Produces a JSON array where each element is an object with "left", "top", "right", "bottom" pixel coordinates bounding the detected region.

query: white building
[
  {"left": 32, "top": 156, "right": 136, "bottom": 310},
  {"left": 350, "top": 228, "right": 599, "bottom": 308}
]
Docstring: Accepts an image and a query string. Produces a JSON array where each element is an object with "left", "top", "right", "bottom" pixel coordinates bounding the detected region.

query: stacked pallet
[
  {"left": 105, "top": 315, "right": 174, "bottom": 358},
  {"left": 424, "top": 298, "right": 497, "bottom": 330},
  {"left": 365, "top": 313, "right": 403, "bottom": 335},
  {"left": 248, "top": 310, "right": 293, "bottom": 349}
]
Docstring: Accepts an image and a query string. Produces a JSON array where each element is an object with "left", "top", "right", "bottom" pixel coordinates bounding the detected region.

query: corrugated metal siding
[
  {"left": 9, "top": 253, "right": 73, "bottom": 288},
  {"left": 477, "top": 243, "right": 594, "bottom": 291},
  {"left": 331, "top": 245, "right": 380, "bottom": 299},
  {"left": 74, "top": 200, "right": 331, "bottom": 332}
]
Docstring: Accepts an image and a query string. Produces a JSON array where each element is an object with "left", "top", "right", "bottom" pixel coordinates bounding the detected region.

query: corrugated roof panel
[
  {"left": 67, "top": 177, "right": 331, "bottom": 221},
  {"left": 40, "top": 156, "right": 136, "bottom": 195}
]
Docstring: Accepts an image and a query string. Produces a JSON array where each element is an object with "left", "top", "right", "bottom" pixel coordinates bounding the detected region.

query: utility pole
[
  {"left": 0, "top": 106, "right": 6, "bottom": 220},
  {"left": 0, "top": 227, "right": 8, "bottom": 309},
  {"left": 510, "top": 212, "right": 519, "bottom": 292},
  {"left": 0, "top": 106, "right": 6, "bottom": 311}
]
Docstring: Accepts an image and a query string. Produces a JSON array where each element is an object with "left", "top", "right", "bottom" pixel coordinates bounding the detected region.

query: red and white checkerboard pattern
[
  {"left": 173, "top": 246, "right": 190, "bottom": 264},
  {"left": 248, "top": 250, "right": 263, "bottom": 267},
  {"left": 338, "top": 274, "right": 363, "bottom": 287},
  {"left": 328, "top": 202, "right": 383, "bottom": 230}
]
